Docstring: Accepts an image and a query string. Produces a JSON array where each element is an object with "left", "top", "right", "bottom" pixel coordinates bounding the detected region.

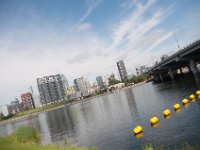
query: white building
[
  {"left": 37, "top": 74, "right": 68, "bottom": 105},
  {"left": 0, "top": 105, "right": 9, "bottom": 116},
  {"left": 108, "top": 83, "right": 125, "bottom": 90}
]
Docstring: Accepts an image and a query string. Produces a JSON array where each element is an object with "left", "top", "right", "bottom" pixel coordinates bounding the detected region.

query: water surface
[{"left": 1, "top": 74, "right": 200, "bottom": 149}]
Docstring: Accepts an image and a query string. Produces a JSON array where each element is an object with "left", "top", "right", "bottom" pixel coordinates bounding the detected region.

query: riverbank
[
  {"left": 0, "top": 103, "right": 66, "bottom": 125},
  {"left": 0, "top": 81, "right": 147, "bottom": 125}
]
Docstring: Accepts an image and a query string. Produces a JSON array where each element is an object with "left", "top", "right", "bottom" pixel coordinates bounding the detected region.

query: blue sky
[{"left": 0, "top": 0, "right": 200, "bottom": 105}]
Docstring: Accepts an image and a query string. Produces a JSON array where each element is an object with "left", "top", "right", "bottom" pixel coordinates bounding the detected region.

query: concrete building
[
  {"left": 37, "top": 74, "right": 67, "bottom": 106},
  {"left": 117, "top": 60, "right": 128, "bottom": 81},
  {"left": 21, "top": 92, "right": 35, "bottom": 110},
  {"left": 89, "top": 83, "right": 99, "bottom": 94},
  {"left": 67, "top": 86, "right": 82, "bottom": 100},
  {"left": 74, "top": 77, "right": 89, "bottom": 97},
  {"left": 96, "top": 76, "right": 105, "bottom": 90},
  {"left": 0, "top": 105, "right": 9, "bottom": 116}
]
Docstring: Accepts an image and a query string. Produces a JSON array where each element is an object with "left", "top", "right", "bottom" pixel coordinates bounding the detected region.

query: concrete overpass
[{"left": 149, "top": 39, "right": 200, "bottom": 82}]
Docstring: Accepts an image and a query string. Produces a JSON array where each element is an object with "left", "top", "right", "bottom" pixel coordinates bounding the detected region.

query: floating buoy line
[{"left": 133, "top": 90, "right": 200, "bottom": 138}]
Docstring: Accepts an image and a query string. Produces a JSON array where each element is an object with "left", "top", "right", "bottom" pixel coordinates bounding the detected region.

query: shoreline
[
  {"left": 0, "top": 104, "right": 66, "bottom": 126},
  {"left": 0, "top": 81, "right": 147, "bottom": 126},
  {"left": 67, "top": 81, "right": 146, "bottom": 105}
]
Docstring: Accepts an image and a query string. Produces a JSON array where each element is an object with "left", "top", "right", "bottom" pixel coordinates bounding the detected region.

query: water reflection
[
  {"left": 151, "top": 122, "right": 159, "bottom": 128},
  {"left": 37, "top": 113, "right": 52, "bottom": 144},
  {"left": 193, "top": 73, "right": 200, "bottom": 89},
  {"left": 164, "top": 114, "right": 172, "bottom": 120},
  {"left": 124, "top": 88, "right": 139, "bottom": 118},
  {"left": 135, "top": 132, "right": 144, "bottom": 139}
]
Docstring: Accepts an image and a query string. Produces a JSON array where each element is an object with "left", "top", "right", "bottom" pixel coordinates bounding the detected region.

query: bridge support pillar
[
  {"left": 189, "top": 60, "right": 198, "bottom": 74},
  {"left": 179, "top": 68, "right": 183, "bottom": 74},
  {"left": 159, "top": 73, "right": 164, "bottom": 82},
  {"left": 168, "top": 68, "right": 175, "bottom": 80}
]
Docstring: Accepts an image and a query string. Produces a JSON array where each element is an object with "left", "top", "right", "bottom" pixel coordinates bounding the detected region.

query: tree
[{"left": 108, "top": 79, "right": 121, "bottom": 86}]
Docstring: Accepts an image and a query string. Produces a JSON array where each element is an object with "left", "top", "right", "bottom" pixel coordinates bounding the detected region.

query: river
[{"left": 1, "top": 74, "right": 200, "bottom": 149}]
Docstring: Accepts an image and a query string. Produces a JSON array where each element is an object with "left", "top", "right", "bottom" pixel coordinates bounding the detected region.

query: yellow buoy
[
  {"left": 190, "top": 94, "right": 195, "bottom": 100},
  {"left": 150, "top": 117, "right": 159, "bottom": 124},
  {"left": 133, "top": 125, "right": 143, "bottom": 134},
  {"left": 163, "top": 109, "right": 171, "bottom": 116},
  {"left": 182, "top": 99, "right": 188, "bottom": 105},
  {"left": 173, "top": 103, "right": 181, "bottom": 110},
  {"left": 196, "top": 90, "right": 200, "bottom": 95}
]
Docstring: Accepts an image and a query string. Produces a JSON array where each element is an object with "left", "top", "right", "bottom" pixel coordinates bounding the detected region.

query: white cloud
[
  {"left": 76, "top": 22, "right": 92, "bottom": 32},
  {"left": 76, "top": 0, "right": 102, "bottom": 26},
  {"left": 110, "top": 0, "right": 156, "bottom": 49}
]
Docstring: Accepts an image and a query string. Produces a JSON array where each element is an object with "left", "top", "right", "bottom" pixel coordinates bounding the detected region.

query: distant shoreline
[
  {"left": 67, "top": 81, "right": 146, "bottom": 105},
  {"left": 0, "top": 81, "right": 146, "bottom": 126}
]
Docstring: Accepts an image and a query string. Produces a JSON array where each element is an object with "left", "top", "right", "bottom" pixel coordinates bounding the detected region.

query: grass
[
  {"left": 0, "top": 126, "right": 99, "bottom": 150},
  {"left": 14, "top": 126, "right": 39, "bottom": 143},
  {"left": 142, "top": 143, "right": 200, "bottom": 150}
]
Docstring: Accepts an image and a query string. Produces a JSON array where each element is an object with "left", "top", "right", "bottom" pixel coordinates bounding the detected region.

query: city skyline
[{"left": 1, "top": 0, "right": 200, "bottom": 105}]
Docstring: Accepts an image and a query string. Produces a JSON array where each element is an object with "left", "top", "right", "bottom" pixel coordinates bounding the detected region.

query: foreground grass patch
[
  {"left": 0, "top": 126, "right": 98, "bottom": 150},
  {"left": 142, "top": 143, "right": 200, "bottom": 150},
  {"left": 14, "top": 126, "right": 39, "bottom": 143}
]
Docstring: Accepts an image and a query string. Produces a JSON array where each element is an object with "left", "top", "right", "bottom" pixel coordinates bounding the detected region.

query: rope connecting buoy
[
  {"left": 150, "top": 117, "right": 159, "bottom": 125},
  {"left": 173, "top": 103, "right": 181, "bottom": 110},
  {"left": 182, "top": 99, "right": 188, "bottom": 105},
  {"left": 133, "top": 125, "right": 143, "bottom": 134},
  {"left": 196, "top": 90, "right": 200, "bottom": 95},
  {"left": 163, "top": 109, "right": 171, "bottom": 116},
  {"left": 189, "top": 94, "right": 195, "bottom": 100}
]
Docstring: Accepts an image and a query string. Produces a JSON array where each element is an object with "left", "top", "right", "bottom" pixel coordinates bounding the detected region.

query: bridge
[{"left": 149, "top": 39, "right": 200, "bottom": 82}]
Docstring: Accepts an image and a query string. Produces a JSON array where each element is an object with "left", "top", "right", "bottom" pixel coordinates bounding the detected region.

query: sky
[{"left": 0, "top": 0, "right": 200, "bottom": 105}]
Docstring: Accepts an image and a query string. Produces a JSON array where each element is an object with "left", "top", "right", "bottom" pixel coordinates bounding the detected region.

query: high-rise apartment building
[
  {"left": 37, "top": 74, "right": 67, "bottom": 105},
  {"left": 74, "top": 77, "right": 89, "bottom": 97},
  {"left": 21, "top": 92, "right": 35, "bottom": 110},
  {"left": 117, "top": 60, "right": 128, "bottom": 81},
  {"left": 96, "top": 76, "right": 105, "bottom": 90}
]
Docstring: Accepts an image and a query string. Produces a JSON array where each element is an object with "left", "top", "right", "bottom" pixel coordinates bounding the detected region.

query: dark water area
[{"left": 1, "top": 73, "right": 200, "bottom": 149}]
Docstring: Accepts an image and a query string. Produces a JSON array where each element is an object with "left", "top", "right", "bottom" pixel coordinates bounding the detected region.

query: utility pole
[
  {"left": 29, "top": 86, "right": 36, "bottom": 108},
  {"left": 173, "top": 30, "right": 180, "bottom": 51},
  {"left": 30, "top": 86, "right": 34, "bottom": 94}
]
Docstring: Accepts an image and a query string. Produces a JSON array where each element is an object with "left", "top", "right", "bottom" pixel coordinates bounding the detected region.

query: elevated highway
[{"left": 149, "top": 39, "right": 200, "bottom": 81}]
